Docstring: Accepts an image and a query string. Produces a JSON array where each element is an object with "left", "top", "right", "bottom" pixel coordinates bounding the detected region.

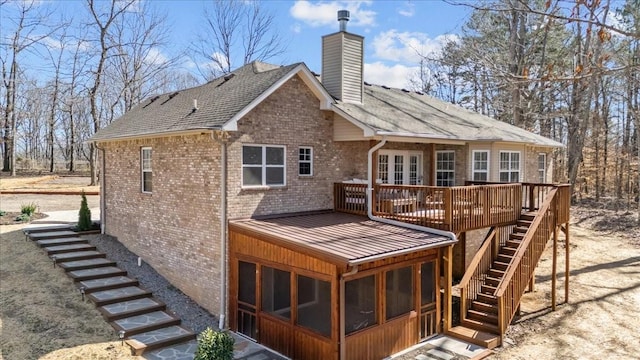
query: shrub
[
  {"left": 194, "top": 327, "right": 235, "bottom": 360},
  {"left": 77, "top": 192, "right": 92, "bottom": 231},
  {"left": 20, "top": 203, "right": 38, "bottom": 216},
  {"left": 16, "top": 214, "right": 31, "bottom": 222},
  {"left": 0, "top": 210, "right": 6, "bottom": 216}
]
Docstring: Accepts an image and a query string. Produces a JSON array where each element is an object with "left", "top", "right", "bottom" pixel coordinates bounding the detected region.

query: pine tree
[{"left": 77, "top": 191, "right": 92, "bottom": 231}]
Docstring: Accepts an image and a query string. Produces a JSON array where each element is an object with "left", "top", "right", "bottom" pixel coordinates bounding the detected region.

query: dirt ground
[{"left": 1, "top": 177, "right": 639, "bottom": 359}]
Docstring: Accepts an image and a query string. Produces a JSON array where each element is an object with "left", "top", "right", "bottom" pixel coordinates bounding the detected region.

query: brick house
[{"left": 91, "top": 13, "right": 568, "bottom": 360}]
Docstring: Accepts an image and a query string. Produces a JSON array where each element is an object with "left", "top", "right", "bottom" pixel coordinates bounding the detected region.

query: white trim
[
  {"left": 141, "top": 147, "right": 152, "bottom": 193},
  {"left": 298, "top": 146, "right": 313, "bottom": 177},
  {"left": 241, "top": 144, "right": 286, "bottom": 188},
  {"left": 499, "top": 150, "right": 521, "bottom": 183},
  {"left": 435, "top": 150, "right": 455, "bottom": 187},
  {"left": 223, "top": 64, "right": 334, "bottom": 131},
  {"left": 538, "top": 153, "right": 547, "bottom": 183},
  {"left": 471, "top": 150, "right": 490, "bottom": 182},
  {"left": 377, "top": 150, "right": 423, "bottom": 185}
]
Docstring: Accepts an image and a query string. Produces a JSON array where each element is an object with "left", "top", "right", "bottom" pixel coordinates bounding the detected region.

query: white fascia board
[
  {"left": 222, "top": 64, "right": 334, "bottom": 131},
  {"left": 331, "top": 105, "right": 375, "bottom": 137}
]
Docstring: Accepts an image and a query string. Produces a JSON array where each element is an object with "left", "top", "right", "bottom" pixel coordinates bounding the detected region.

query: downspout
[
  {"left": 366, "top": 137, "right": 457, "bottom": 241},
  {"left": 212, "top": 131, "right": 228, "bottom": 330},
  {"left": 94, "top": 142, "right": 106, "bottom": 234},
  {"left": 339, "top": 265, "right": 359, "bottom": 360}
]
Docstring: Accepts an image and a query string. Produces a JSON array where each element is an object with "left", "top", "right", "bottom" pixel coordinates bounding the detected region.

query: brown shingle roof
[
  {"left": 91, "top": 62, "right": 301, "bottom": 141},
  {"left": 229, "top": 212, "right": 454, "bottom": 265}
]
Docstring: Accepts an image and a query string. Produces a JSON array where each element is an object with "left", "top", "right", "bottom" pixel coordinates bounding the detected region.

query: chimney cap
[{"left": 338, "top": 10, "right": 350, "bottom": 31}]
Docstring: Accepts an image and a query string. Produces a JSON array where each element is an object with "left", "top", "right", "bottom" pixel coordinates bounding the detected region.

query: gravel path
[{"left": 88, "top": 233, "right": 219, "bottom": 334}]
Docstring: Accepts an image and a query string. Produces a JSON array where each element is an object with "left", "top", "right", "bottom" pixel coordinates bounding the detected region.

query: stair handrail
[
  {"left": 494, "top": 187, "right": 558, "bottom": 334},
  {"left": 459, "top": 227, "right": 498, "bottom": 323}
]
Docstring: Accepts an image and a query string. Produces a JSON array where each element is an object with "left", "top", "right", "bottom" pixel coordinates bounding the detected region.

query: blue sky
[
  {"left": 2, "top": 0, "right": 472, "bottom": 89},
  {"left": 160, "top": 0, "right": 472, "bottom": 88}
]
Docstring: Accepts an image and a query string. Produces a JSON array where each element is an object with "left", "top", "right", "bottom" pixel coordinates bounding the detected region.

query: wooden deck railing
[
  {"left": 495, "top": 187, "right": 558, "bottom": 335},
  {"left": 459, "top": 228, "right": 498, "bottom": 322},
  {"left": 334, "top": 182, "right": 523, "bottom": 233}
]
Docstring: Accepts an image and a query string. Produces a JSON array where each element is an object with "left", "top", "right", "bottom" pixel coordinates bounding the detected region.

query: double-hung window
[
  {"left": 435, "top": 151, "right": 455, "bottom": 186},
  {"left": 242, "top": 145, "right": 286, "bottom": 187},
  {"left": 298, "top": 147, "right": 313, "bottom": 176},
  {"left": 141, "top": 147, "right": 152, "bottom": 193},
  {"left": 499, "top": 151, "right": 521, "bottom": 182},
  {"left": 538, "top": 153, "right": 546, "bottom": 183},
  {"left": 472, "top": 150, "right": 489, "bottom": 181}
]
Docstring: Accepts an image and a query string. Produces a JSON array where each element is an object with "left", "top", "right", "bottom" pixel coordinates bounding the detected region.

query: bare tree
[
  {"left": 1, "top": 1, "right": 59, "bottom": 175},
  {"left": 194, "top": 0, "right": 286, "bottom": 80}
]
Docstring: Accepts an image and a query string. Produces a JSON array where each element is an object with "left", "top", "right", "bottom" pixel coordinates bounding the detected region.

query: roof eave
[
  {"left": 89, "top": 128, "right": 219, "bottom": 144},
  {"left": 347, "top": 238, "right": 457, "bottom": 266}
]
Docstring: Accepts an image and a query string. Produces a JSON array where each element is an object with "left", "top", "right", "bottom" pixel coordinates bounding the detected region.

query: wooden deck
[{"left": 334, "top": 182, "right": 570, "bottom": 234}]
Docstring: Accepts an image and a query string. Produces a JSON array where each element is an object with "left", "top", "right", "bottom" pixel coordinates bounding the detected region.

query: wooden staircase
[{"left": 450, "top": 184, "right": 567, "bottom": 349}]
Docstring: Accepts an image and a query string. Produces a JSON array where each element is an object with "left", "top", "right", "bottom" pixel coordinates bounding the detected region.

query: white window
[
  {"left": 242, "top": 145, "right": 285, "bottom": 187},
  {"left": 472, "top": 150, "right": 490, "bottom": 182},
  {"left": 436, "top": 151, "right": 455, "bottom": 186},
  {"left": 378, "top": 150, "right": 423, "bottom": 185},
  {"left": 298, "top": 147, "right": 313, "bottom": 176},
  {"left": 141, "top": 147, "right": 152, "bottom": 193},
  {"left": 499, "top": 151, "right": 521, "bottom": 182},
  {"left": 538, "top": 153, "right": 546, "bottom": 183}
]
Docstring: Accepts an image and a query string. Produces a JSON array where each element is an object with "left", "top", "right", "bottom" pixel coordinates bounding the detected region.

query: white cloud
[
  {"left": 364, "top": 62, "right": 418, "bottom": 89},
  {"left": 144, "top": 47, "right": 168, "bottom": 66},
  {"left": 291, "top": 23, "right": 302, "bottom": 34},
  {"left": 398, "top": 3, "right": 415, "bottom": 17},
  {"left": 371, "top": 30, "right": 459, "bottom": 64},
  {"left": 289, "top": 1, "right": 376, "bottom": 28}
]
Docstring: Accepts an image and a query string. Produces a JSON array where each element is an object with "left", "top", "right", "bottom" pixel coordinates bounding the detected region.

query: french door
[{"left": 378, "top": 150, "right": 423, "bottom": 185}]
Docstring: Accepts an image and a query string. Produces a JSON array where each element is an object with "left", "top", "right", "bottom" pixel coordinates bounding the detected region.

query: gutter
[
  {"left": 94, "top": 142, "right": 106, "bottom": 234},
  {"left": 212, "top": 131, "right": 229, "bottom": 330},
  {"left": 366, "top": 137, "right": 457, "bottom": 242}
]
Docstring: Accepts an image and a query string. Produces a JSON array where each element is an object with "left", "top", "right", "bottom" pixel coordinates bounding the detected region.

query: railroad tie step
[
  {"left": 58, "top": 258, "right": 117, "bottom": 272},
  {"left": 28, "top": 230, "right": 79, "bottom": 241},
  {"left": 125, "top": 326, "right": 196, "bottom": 356},
  {"left": 68, "top": 266, "right": 127, "bottom": 282},
  {"left": 87, "top": 286, "right": 152, "bottom": 306},
  {"left": 111, "top": 310, "right": 181, "bottom": 337},
  {"left": 77, "top": 276, "right": 139, "bottom": 294},
  {"left": 98, "top": 297, "right": 167, "bottom": 321},
  {"left": 23, "top": 224, "right": 73, "bottom": 235},
  {"left": 35, "top": 237, "right": 88, "bottom": 248},
  {"left": 44, "top": 243, "right": 97, "bottom": 255},
  {"left": 51, "top": 250, "right": 105, "bottom": 263}
]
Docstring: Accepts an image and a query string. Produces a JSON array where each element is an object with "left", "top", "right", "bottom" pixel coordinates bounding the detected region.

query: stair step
[
  {"left": 142, "top": 339, "right": 198, "bottom": 359},
  {"left": 496, "top": 254, "right": 512, "bottom": 264},
  {"left": 513, "top": 226, "right": 530, "bottom": 233},
  {"left": 112, "top": 310, "right": 181, "bottom": 337},
  {"left": 126, "top": 326, "right": 196, "bottom": 356},
  {"left": 58, "top": 258, "right": 116, "bottom": 271},
  {"left": 28, "top": 230, "right": 78, "bottom": 240},
  {"left": 493, "top": 261, "right": 509, "bottom": 271},
  {"left": 481, "top": 284, "right": 497, "bottom": 295},
  {"left": 468, "top": 309, "right": 499, "bottom": 324},
  {"left": 484, "top": 276, "right": 501, "bottom": 287},
  {"left": 517, "top": 220, "right": 533, "bottom": 227},
  {"left": 44, "top": 243, "right": 97, "bottom": 255},
  {"left": 51, "top": 251, "right": 105, "bottom": 263},
  {"left": 509, "top": 233, "right": 525, "bottom": 241},
  {"left": 521, "top": 212, "right": 537, "bottom": 221},
  {"left": 77, "top": 276, "right": 139, "bottom": 294},
  {"left": 471, "top": 300, "right": 498, "bottom": 314},
  {"left": 505, "top": 240, "right": 522, "bottom": 248},
  {"left": 487, "top": 269, "right": 505, "bottom": 279},
  {"left": 462, "top": 318, "right": 500, "bottom": 334},
  {"left": 35, "top": 237, "right": 87, "bottom": 248},
  {"left": 447, "top": 326, "right": 501, "bottom": 349},
  {"left": 24, "top": 224, "right": 72, "bottom": 234},
  {"left": 68, "top": 267, "right": 127, "bottom": 282},
  {"left": 500, "top": 246, "right": 517, "bottom": 256},
  {"left": 88, "top": 286, "right": 152, "bottom": 306},
  {"left": 98, "top": 298, "right": 167, "bottom": 321},
  {"left": 476, "top": 293, "right": 497, "bottom": 305}
]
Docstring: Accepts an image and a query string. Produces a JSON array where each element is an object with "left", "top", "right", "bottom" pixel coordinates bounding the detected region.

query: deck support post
[
  {"left": 552, "top": 225, "right": 558, "bottom": 310},
  {"left": 443, "top": 245, "right": 453, "bottom": 332},
  {"left": 564, "top": 222, "right": 570, "bottom": 303}
]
